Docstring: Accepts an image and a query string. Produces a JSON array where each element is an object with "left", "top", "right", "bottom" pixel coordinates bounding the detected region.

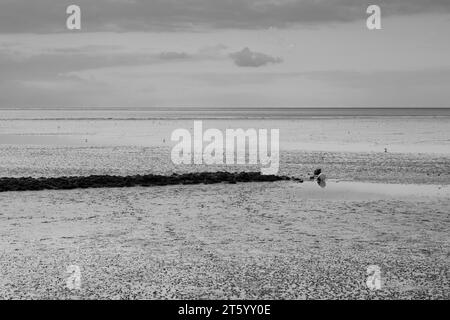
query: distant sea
[{"left": 0, "top": 107, "right": 449, "bottom": 120}]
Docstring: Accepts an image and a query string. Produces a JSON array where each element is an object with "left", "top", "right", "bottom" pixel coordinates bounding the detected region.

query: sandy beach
[
  {"left": 0, "top": 181, "right": 448, "bottom": 299},
  {"left": 0, "top": 110, "right": 449, "bottom": 299}
]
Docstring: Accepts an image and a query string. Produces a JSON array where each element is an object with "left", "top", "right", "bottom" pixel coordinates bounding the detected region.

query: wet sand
[
  {"left": 0, "top": 181, "right": 448, "bottom": 299},
  {"left": 0, "top": 113, "right": 448, "bottom": 299},
  {"left": 295, "top": 181, "right": 450, "bottom": 200},
  {"left": 1, "top": 146, "right": 449, "bottom": 185}
]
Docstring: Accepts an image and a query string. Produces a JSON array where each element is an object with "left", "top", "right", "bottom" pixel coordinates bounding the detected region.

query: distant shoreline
[{"left": 1, "top": 107, "right": 449, "bottom": 119}]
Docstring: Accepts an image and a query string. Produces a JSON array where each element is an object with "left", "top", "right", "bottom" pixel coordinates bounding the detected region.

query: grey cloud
[
  {"left": 229, "top": 48, "right": 282, "bottom": 67},
  {"left": 302, "top": 69, "right": 450, "bottom": 90},
  {"left": 159, "top": 52, "right": 190, "bottom": 60},
  {"left": 0, "top": 49, "right": 197, "bottom": 81},
  {"left": 198, "top": 44, "right": 228, "bottom": 57},
  {"left": 0, "top": 45, "right": 220, "bottom": 107},
  {"left": 50, "top": 45, "right": 123, "bottom": 54},
  {"left": 192, "top": 69, "right": 450, "bottom": 107},
  {"left": 0, "top": 51, "right": 154, "bottom": 80},
  {"left": 2, "top": 68, "right": 450, "bottom": 108},
  {"left": 1, "top": 0, "right": 450, "bottom": 33}
]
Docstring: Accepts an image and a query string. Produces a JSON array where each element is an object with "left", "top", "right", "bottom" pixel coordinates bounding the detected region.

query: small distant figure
[
  {"left": 163, "top": 138, "right": 166, "bottom": 143},
  {"left": 85, "top": 139, "right": 88, "bottom": 143},
  {"left": 384, "top": 148, "right": 388, "bottom": 153}
]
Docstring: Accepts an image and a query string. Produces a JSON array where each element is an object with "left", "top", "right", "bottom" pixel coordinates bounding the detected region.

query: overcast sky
[{"left": 1, "top": 0, "right": 450, "bottom": 108}]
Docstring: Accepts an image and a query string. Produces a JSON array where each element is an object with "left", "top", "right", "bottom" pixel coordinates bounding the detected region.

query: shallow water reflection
[{"left": 294, "top": 181, "right": 450, "bottom": 201}]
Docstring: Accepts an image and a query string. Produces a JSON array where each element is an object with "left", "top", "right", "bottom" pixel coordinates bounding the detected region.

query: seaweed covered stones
[{"left": 0, "top": 172, "right": 302, "bottom": 193}]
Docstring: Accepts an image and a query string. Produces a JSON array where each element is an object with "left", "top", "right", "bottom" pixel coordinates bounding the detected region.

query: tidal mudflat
[
  {"left": 0, "top": 111, "right": 449, "bottom": 299},
  {"left": 0, "top": 181, "right": 448, "bottom": 299}
]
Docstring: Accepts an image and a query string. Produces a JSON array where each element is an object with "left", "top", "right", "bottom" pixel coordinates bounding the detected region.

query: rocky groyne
[{"left": 0, "top": 172, "right": 303, "bottom": 192}]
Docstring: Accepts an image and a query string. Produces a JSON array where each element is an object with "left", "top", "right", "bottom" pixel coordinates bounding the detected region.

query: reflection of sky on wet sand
[
  {"left": 1, "top": 113, "right": 450, "bottom": 155},
  {"left": 291, "top": 181, "right": 450, "bottom": 201},
  {"left": 317, "top": 179, "right": 326, "bottom": 188}
]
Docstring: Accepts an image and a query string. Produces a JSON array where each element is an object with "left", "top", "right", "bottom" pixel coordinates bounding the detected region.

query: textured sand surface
[
  {"left": 0, "top": 115, "right": 448, "bottom": 299},
  {"left": 1, "top": 146, "right": 449, "bottom": 185},
  {"left": 0, "top": 182, "right": 448, "bottom": 299}
]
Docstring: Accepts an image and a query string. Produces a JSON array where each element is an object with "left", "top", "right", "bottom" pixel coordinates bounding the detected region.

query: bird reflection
[
  {"left": 317, "top": 173, "right": 327, "bottom": 188},
  {"left": 317, "top": 179, "right": 326, "bottom": 188}
]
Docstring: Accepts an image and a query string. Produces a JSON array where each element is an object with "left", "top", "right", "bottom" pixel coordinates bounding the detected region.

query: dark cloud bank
[
  {"left": 230, "top": 48, "right": 283, "bottom": 67},
  {"left": 1, "top": 0, "right": 450, "bottom": 33}
]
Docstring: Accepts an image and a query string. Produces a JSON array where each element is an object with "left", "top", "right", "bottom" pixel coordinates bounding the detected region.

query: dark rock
[{"left": 0, "top": 171, "right": 301, "bottom": 193}]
